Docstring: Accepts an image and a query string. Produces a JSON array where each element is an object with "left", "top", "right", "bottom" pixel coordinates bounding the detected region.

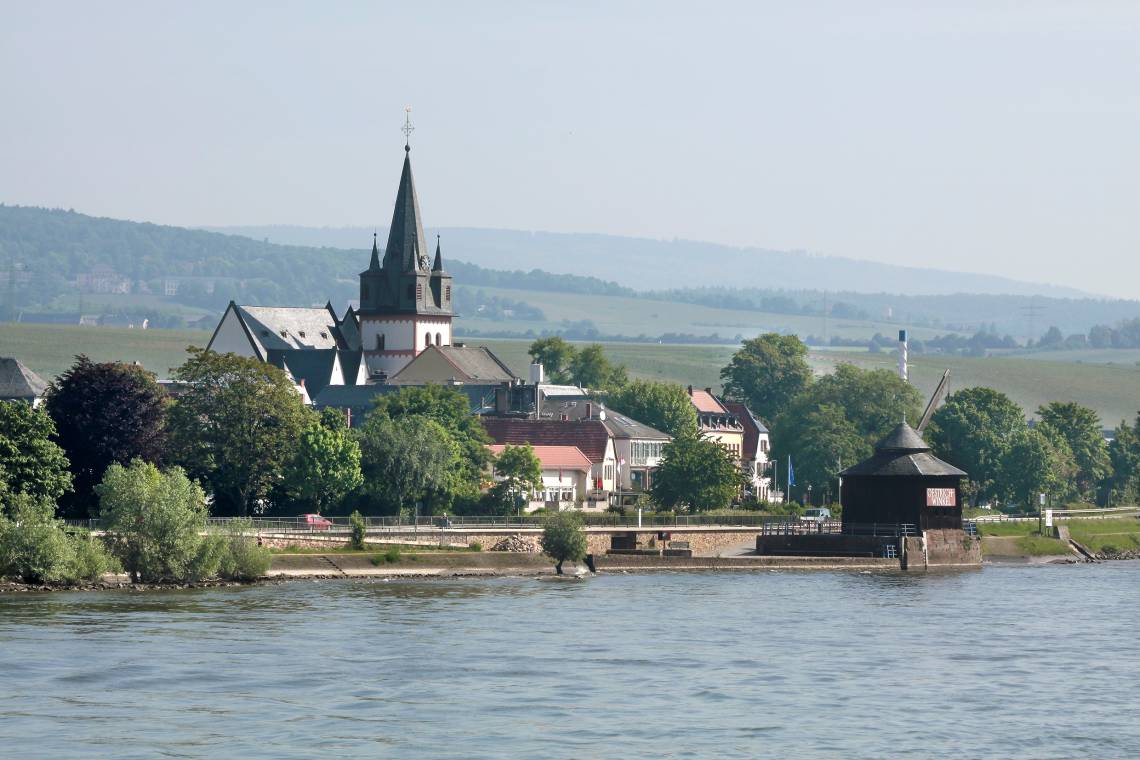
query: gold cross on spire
[{"left": 402, "top": 106, "right": 414, "bottom": 150}]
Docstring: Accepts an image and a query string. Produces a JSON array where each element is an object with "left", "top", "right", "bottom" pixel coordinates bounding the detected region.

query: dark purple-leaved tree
[{"left": 43, "top": 355, "right": 169, "bottom": 519}]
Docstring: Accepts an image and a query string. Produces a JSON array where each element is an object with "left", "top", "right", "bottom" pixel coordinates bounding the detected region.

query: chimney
[
  {"left": 585, "top": 401, "right": 593, "bottom": 419},
  {"left": 529, "top": 363, "right": 544, "bottom": 384},
  {"left": 687, "top": 385, "right": 693, "bottom": 395},
  {"left": 495, "top": 386, "right": 509, "bottom": 414},
  {"left": 898, "top": 329, "right": 909, "bottom": 382}
]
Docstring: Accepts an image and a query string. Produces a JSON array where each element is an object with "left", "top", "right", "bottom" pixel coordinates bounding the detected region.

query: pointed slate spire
[
  {"left": 383, "top": 149, "right": 430, "bottom": 273},
  {"left": 368, "top": 232, "right": 381, "bottom": 270},
  {"left": 432, "top": 234, "right": 444, "bottom": 272}
]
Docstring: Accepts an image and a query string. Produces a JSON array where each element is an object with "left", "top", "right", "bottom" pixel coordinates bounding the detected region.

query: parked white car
[{"left": 800, "top": 508, "right": 832, "bottom": 523}]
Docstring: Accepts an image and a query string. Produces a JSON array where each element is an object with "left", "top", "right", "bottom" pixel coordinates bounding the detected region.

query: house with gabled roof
[
  {"left": 481, "top": 418, "right": 616, "bottom": 510},
  {"left": 723, "top": 400, "right": 774, "bottom": 501},
  {"left": 0, "top": 357, "right": 48, "bottom": 406},
  {"left": 600, "top": 410, "right": 671, "bottom": 500},
  {"left": 488, "top": 444, "right": 593, "bottom": 512},
  {"left": 687, "top": 386, "right": 745, "bottom": 462}
]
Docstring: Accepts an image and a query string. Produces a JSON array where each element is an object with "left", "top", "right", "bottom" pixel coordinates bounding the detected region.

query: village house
[
  {"left": 687, "top": 386, "right": 745, "bottom": 460},
  {"left": 481, "top": 418, "right": 616, "bottom": 510},
  {"left": 0, "top": 357, "right": 48, "bottom": 406},
  {"left": 723, "top": 400, "right": 774, "bottom": 501},
  {"left": 600, "top": 409, "right": 671, "bottom": 501},
  {"left": 488, "top": 444, "right": 593, "bottom": 512}
]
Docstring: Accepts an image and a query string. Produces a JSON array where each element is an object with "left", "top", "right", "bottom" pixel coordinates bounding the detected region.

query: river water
[{"left": 1, "top": 563, "right": 1139, "bottom": 759}]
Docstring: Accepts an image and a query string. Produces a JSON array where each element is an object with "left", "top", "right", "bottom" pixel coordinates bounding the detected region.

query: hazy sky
[{"left": 2, "top": 1, "right": 1138, "bottom": 297}]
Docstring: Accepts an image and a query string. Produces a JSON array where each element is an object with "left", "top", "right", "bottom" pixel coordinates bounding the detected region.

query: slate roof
[
  {"left": 231, "top": 304, "right": 343, "bottom": 355},
  {"left": 481, "top": 418, "right": 612, "bottom": 463},
  {"left": 839, "top": 423, "right": 966, "bottom": 478},
  {"left": 723, "top": 401, "right": 768, "bottom": 461},
  {"left": 601, "top": 411, "right": 671, "bottom": 441},
  {"left": 488, "top": 444, "right": 592, "bottom": 472},
  {"left": 313, "top": 382, "right": 502, "bottom": 418},
  {"left": 389, "top": 345, "right": 518, "bottom": 385},
  {"left": 0, "top": 357, "right": 48, "bottom": 401}
]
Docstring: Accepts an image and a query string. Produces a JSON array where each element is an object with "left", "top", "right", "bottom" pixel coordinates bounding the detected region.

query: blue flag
[{"left": 787, "top": 455, "right": 796, "bottom": 487}]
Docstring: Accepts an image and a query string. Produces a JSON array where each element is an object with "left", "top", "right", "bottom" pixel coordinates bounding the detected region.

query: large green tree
[
  {"left": 0, "top": 401, "right": 71, "bottom": 503},
  {"left": 771, "top": 402, "right": 868, "bottom": 502},
  {"left": 167, "top": 348, "right": 309, "bottom": 516},
  {"left": 371, "top": 384, "right": 491, "bottom": 502},
  {"left": 769, "top": 364, "right": 923, "bottom": 496},
  {"left": 927, "top": 387, "right": 1026, "bottom": 507},
  {"left": 650, "top": 434, "right": 745, "bottom": 511},
  {"left": 357, "top": 416, "right": 459, "bottom": 514},
  {"left": 42, "top": 355, "right": 169, "bottom": 519},
  {"left": 606, "top": 380, "right": 698, "bottom": 437},
  {"left": 528, "top": 337, "right": 577, "bottom": 383},
  {"left": 489, "top": 444, "right": 543, "bottom": 514},
  {"left": 540, "top": 511, "right": 587, "bottom": 575},
  {"left": 569, "top": 344, "right": 628, "bottom": 391},
  {"left": 1035, "top": 401, "right": 1110, "bottom": 502},
  {"left": 281, "top": 408, "right": 363, "bottom": 514},
  {"left": 1106, "top": 415, "right": 1140, "bottom": 505},
  {"left": 1000, "top": 428, "right": 1076, "bottom": 509},
  {"left": 720, "top": 333, "right": 813, "bottom": 423}
]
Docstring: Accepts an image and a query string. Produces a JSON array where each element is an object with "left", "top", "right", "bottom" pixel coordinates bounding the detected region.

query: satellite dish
[{"left": 598, "top": 403, "right": 606, "bottom": 421}]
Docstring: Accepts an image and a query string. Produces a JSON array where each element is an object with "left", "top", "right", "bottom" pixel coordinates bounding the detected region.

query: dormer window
[
  {"left": 279, "top": 330, "right": 287, "bottom": 337},
  {"left": 298, "top": 331, "right": 306, "bottom": 338},
  {"left": 319, "top": 331, "right": 328, "bottom": 339}
]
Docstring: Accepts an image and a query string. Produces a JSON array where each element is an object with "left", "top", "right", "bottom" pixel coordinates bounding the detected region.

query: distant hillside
[
  {"left": 3, "top": 205, "right": 1140, "bottom": 341},
  {"left": 207, "top": 224, "right": 1092, "bottom": 299}
]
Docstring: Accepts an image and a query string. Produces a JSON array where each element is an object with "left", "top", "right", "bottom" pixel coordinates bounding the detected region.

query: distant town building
[
  {"left": 687, "top": 386, "right": 745, "bottom": 460},
  {"left": 488, "top": 444, "right": 593, "bottom": 512},
  {"left": 600, "top": 409, "right": 671, "bottom": 499},
  {"left": 722, "top": 401, "right": 773, "bottom": 501}
]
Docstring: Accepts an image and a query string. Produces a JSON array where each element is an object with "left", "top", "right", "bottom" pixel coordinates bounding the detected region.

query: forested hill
[
  {"left": 208, "top": 224, "right": 1090, "bottom": 299},
  {"left": 3, "top": 205, "right": 1140, "bottom": 339}
]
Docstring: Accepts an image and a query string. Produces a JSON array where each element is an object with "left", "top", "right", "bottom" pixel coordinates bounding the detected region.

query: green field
[
  {"left": 0, "top": 323, "right": 210, "bottom": 380},
  {"left": 4, "top": 323, "right": 1137, "bottom": 425},
  {"left": 463, "top": 286, "right": 956, "bottom": 342}
]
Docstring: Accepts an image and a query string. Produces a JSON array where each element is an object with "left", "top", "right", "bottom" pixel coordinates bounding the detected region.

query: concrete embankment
[{"left": 267, "top": 551, "right": 900, "bottom": 578}]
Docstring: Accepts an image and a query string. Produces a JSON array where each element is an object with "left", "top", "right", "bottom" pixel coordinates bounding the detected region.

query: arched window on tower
[
  {"left": 375, "top": 334, "right": 385, "bottom": 351},
  {"left": 425, "top": 332, "right": 432, "bottom": 347},
  {"left": 435, "top": 332, "right": 442, "bottom": 346}
]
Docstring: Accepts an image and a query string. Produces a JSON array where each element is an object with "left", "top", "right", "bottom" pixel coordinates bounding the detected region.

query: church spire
[
  {"left": 383, "top": 133, "right": 430, "bottom": 273},
  {"left": 432, "top": 234, "right": 444, "bottom": 272},
  {"left": 368, "top": 231, "right": 380, "bottom": 270}
]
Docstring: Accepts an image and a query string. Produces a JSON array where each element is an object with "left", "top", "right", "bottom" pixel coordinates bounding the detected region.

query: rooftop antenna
[{"left": 402, "top": 106, "right": 415, "bottom": 151}]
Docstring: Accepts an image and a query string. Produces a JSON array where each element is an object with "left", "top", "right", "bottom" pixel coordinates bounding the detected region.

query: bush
[
  {"left": 349, "top": 510, "right": 367, "bottom": 551},
  {"left": 371, "top": 547, "right": 402, "bottom": 565},
  {"left": 214, "top": 519, "right": 272, "bottom": 581},
  {"left": 540, "top": 512, "right": 587, "bottom": 574},
  {"left": 67, "top": 532, "right": 119, "bottom": 582},
  {"left": 96, "top": 460, "right": 212, "bottom": 583},
  {"left": 0, "top": 495, "right": 76, "bottom": 584},
  {"left": 469, "top": 542, "right": 483, "bottom": 552}
]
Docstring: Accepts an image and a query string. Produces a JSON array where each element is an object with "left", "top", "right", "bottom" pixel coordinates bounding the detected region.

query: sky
[{"left": 1, "top": 1, "right": 1138, "bottom": 298}]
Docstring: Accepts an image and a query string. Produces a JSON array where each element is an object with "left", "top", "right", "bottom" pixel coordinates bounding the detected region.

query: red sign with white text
[{"left": 926, "top": 488, "right": 956, "bottom": 507}]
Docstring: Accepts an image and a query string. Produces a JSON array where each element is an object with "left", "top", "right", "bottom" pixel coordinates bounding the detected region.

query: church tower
[{"left": 358, "top": 128, "right": 454, "bottom": 378}]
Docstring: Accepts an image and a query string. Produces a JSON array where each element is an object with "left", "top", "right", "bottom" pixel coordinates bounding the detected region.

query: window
[
  {"left": 375, "top": 334, "right": 385, "bottom": 351},
  {"left": 445, "top": 285, "right": 451, "bottom": 301},
  {"left": 425, "top": 332, "right": 432, "bottom": 346},
  {"left": 298, "top": 331, "right": 306, "bottom": 338},
  {"left": 416, "top": 283, "right": 423, "bottom": 300},
  {"left": 435, "top": 332, "right": 442, "bottom": 346},
  {"left": 604, "top": 464, "right": 614, "bottom": 481}
]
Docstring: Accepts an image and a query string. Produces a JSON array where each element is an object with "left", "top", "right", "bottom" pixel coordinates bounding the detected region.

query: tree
[
  {"left": 96, "top": 460, "right": 216, "bottom": 583},
  {"left": 1000, "top": 428, "right": 1076, "bottom": 509},
  {"left": 492, "top": 444, "right": 543, "bottom": 512},
  {"left": 769, "top": 364, "right": 923, "bottom": 496},
  {"left": 42, "top": 355, "right": 169, "bottom": 519},
  {"left": 650, "top": 433, "right": 745, "bottom": 511},
  {"left": 770, "top": 403, "right": 869, "bottom": 500},
  {"left": 569, "top": 344, "right": 628, "bottom": 391},
  {"left": 1106, "top": 416, "right": 1140, "bottom": 505},
  {"left": 167, "top": 348, "right": 309, "bottom": 515},
  {"left": 371, "top": 385, "right": 491, "bottom": 503},
  {"left": 0, "top": 401, "right": 71, "bottom": 503},
  {"left": 1034, "top": 402, "right": 1110, "bottom": 503},
  {"left": 607, "top": 380, "right": 698, "bottom": 437},
  {"left": 528, "top": 337, "right": 577, "bottom": 383},
  {"left": 540, "top": 511, "right": 587, "bottom": 574},
  {"left": 720, "top": 333, "right": 813, "bottom": 423},
  {"left": 927, "top": 387, "right": 1026, "bottom": 507},
  {"left": 0, "top": 495, "right": 79, "bottom": 584},
  {"left": 357, "top": 416, "right": 459, "bottom": 514},
  {"left": 282, "top": 408, "right": 363, "bottom": 514}
]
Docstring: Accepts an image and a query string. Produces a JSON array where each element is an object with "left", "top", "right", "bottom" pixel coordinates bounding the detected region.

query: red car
[{"left": 299, "top": 513, "right": 333, "bottom": 530}]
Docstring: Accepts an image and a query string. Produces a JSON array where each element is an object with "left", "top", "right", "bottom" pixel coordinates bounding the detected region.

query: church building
[{"left": 207, "top": 130, "right": 511, "bottom": 406}]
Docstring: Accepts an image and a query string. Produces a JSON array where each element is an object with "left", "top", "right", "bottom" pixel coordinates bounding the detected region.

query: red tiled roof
[
  {"left": 488, "top": 444, "right": 592, "bottom": 471},
  {"left": 481, "top": 418, "right": 611, "bottom": 463},
  {"left": 689, "top": 389, "right": 726, "bottom": 414}
]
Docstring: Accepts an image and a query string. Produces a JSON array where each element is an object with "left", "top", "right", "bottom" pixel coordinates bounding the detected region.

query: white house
[{"left": 488, "top": 444, "right": 592, "bottom": 512}]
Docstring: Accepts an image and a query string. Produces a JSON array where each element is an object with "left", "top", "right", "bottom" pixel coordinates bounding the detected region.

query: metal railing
[{"left": 759, "top": 520, "right": 917, "bottom": 538}]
